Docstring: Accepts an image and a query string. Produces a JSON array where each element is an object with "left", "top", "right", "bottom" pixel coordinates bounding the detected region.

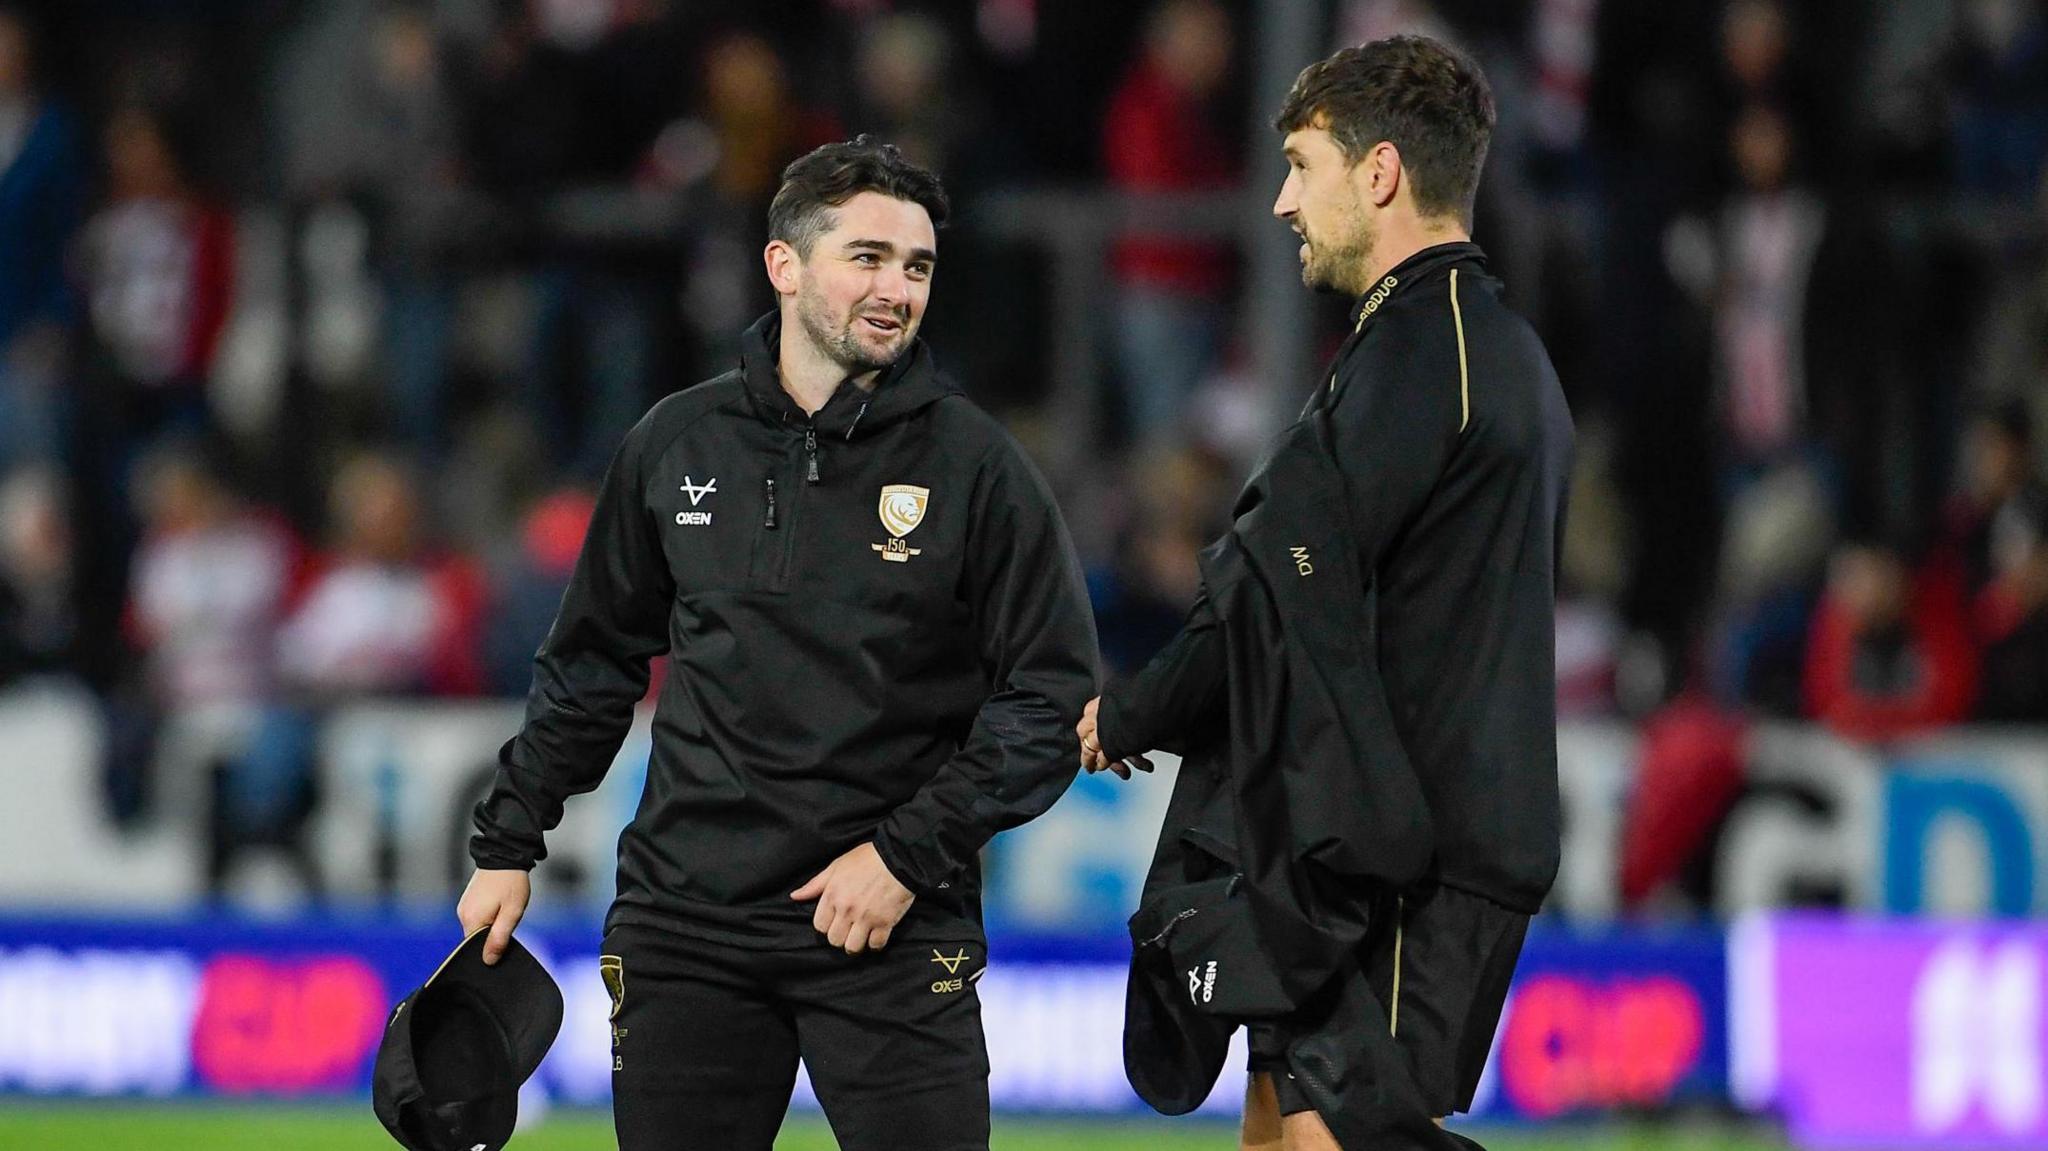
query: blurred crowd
[{"left": 8, "top": 0, "right": 2048, "bottom": 897}]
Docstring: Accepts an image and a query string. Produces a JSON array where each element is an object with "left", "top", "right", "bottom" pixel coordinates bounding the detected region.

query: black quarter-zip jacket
[
  {"left": 471, "top": 312, "right": 1100, "bottom": 947},
  {"left": 1102, "top": 242, "right": 1575, "bottom": 913}
]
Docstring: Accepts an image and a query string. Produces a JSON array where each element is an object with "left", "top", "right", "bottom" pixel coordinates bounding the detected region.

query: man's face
[
  {"left": 790, "top": 190, "right": 936, "bottom": 374},
  {"left": 1273, "top": 126, "right": 1374, "bottom": 296}
]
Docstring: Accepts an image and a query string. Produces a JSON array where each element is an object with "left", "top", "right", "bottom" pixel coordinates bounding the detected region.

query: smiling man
[
  {"left": 1080, "top": 36, "right": 1575, "bottom": 1151},
  {"left": 457, "top": 137, "right": 1097, "bottom": 1151}
]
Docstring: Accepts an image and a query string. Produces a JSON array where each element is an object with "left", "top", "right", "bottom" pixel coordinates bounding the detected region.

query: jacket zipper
[
  {"left": 773, "top": 427, "right": 814, "bottom": 590},
  {"left": 762, "top": 477, "right": 777, "bottom": 529}
]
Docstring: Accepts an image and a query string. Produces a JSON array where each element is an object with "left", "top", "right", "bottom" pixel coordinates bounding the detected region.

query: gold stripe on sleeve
[
  {"left": 1390, "top": 895, "right": 1406, "bottom": 1037},
  {"left": 1450, "top": 268, "right": 1470, "bottom": 433}
]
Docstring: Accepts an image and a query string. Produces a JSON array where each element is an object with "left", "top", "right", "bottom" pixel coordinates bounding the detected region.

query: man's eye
[
  {"left": 855, "top": 253, "right": 880, "bottom": 265},
  {"left": 908, "top": 264, "right": 932, "bottom": 278}
]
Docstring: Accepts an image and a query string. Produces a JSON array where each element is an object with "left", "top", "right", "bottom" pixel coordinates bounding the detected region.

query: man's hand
[
  {"left": 1079, "top": 696, "right": 1152, "bottom": 779},
  {"left": 457, "top": 868, "right": 531, "bottom": 966},
  {"left": 791, "top": 842, "right": 915, "bottom": 955}
]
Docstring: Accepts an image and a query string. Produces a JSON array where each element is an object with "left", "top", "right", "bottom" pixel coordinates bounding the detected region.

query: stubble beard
[
  {"left": 796, "top": 278, "right": 908, "bottom": 375},
  {"left": 1300, "top": 201, "right": 1376, "bottom": 298}
]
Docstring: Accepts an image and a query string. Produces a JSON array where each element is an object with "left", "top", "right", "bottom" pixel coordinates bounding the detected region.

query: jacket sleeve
[
  {"left": 1097, "top": 590, "right": 1225, "bottom": 758},
  {"left": 871, "top": 440, "right": 1100, "bottom": 896},
  {"left": 1330, "top": 317, "right": 1467, "bottom": 573},
  {"left": 469, "top": 416, "right": 675, "bottom": 870}
]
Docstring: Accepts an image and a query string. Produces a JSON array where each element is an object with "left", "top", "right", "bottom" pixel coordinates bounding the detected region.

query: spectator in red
[
  {"left": 1102, "top": 0, "right": 1238, "bottom": 445},
  {"left": 276, "top": 452, "right": 485, "bottom": 698},
  {"left": 1946, "top": 398, "right": 2048, "bottom": 719},
  {"left": 483, "top": 484, "right": 594, "bottom": 697},
  {"left": 1802, "top": 540, "right": 1977, "bottom": 742},
  {"left": 1975, "top": 537, "right": 2048, "bottom": 721}
]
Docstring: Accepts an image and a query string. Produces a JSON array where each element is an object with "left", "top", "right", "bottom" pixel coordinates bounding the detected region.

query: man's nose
[{"left": 871, "top": 263, "right": 908, "bottom": 305}]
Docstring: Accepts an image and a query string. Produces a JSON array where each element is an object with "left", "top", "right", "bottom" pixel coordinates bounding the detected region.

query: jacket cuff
[
  {"left": 1097, "top": 690, "right": 1134, "bottom": 760},
  {"left": 468, "top": 832, "right": 540, "bottom": 872},
  {"left": 872, "top": 826, "right": 954, "bottom": 898}
]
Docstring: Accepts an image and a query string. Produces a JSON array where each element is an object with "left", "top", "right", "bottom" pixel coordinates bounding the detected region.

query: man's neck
[
  {"left": 1357, "top": 218, "right": 1470, "bottom": 296},
  {"left": 776, "top": 314, "right": 881, "bottom": 416}
]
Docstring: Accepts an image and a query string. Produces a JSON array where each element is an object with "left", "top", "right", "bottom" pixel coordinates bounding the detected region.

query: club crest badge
[{"left": 872, "top": 484, "right": 929, "bottom": 562}]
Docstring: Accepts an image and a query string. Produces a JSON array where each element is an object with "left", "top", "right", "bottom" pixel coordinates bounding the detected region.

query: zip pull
[
  {"left": 845, "top": 400, "right": 870, "bottom": 441},
  {"left": 763, "top": 477, "right": 778, "bottom": 529},
  {"left": 805, "top": 427, "right": 820, "bottom": 483}
]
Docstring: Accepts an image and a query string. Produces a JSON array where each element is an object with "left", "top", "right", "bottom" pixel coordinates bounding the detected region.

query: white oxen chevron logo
[{"left": 680, "top": 476, "right": 717, "bottom": 506}]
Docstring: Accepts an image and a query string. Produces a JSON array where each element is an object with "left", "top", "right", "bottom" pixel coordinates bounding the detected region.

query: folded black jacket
[
  {"left": 470, "top": 313, "right": 1099, "bottom": 947},
  {"left": 1120, "top": 408, "right": 1440, "bottom": 1130}
]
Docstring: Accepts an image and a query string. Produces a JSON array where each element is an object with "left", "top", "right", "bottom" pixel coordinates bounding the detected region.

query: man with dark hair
[
  {"left": 1081, "top": 36, "right": 1573, "bottom": 1151},
  {"left": 459, "top": 136, "right": 1098, "bottom": 1151}
]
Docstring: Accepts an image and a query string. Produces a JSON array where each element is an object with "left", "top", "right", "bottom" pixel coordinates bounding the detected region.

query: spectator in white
[
  {"left": 79, "top": 104, "right": 234, "bottom": 443},
  {"left": 128, "top": 443, "right": 297, "bottom": 709},
  {"left": 1667, "top": 103, "right": 1825, "bottom": 484},
  {"left": 276, "top": 452, "right": 484, "bottom": 697},
  {"left": 1714, "top": 104, "right": 1824, "bottom": 472}
]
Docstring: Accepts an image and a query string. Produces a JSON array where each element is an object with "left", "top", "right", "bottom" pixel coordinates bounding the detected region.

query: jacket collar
[
  {"left": 738, "top": 311, "right": 958, "bottom": 439},
  {"left": 1348, "top": 241, "right": 1487, "bottom": 334}
]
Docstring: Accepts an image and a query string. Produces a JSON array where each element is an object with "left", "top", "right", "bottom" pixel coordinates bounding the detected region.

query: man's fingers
[
  {"left": 826, "top": 909, "right": 851, "bottom": 949},
  {"left": 1110, "top": 758, "right": 1131, "bottom": 780},
  {"left": 484, "top": 907, "right": 519, "bottom": 967},
  {"left": 812, "top": 897, "right": 834, "bottom": 936},
  {"left": 868, "top": 924, "right": 892, "bottom": 951},
  {"left": 791, "top": 871, "right": 828, "bottom": 901},
  {"left": 1128, "top": 755, "right": 1155, "bottom": 774}
]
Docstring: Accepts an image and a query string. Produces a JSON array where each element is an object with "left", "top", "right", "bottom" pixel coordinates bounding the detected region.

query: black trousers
[
  {"left": 603, "top": 922, "right": 991, "bottom": 1151},
  {"left": 1248, "top": 882, "right": 1529, "bottom": 1119}
]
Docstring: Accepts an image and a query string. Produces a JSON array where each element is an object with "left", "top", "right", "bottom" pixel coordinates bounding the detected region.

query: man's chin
[
  {"left": 844, "top": 332, "right": 909, "bottom": 372},
  {"left": 1300, "top": 266, "right": 1344, "bottom": 294}
]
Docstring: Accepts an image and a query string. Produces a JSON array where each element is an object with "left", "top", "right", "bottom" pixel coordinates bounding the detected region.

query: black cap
[{"left": 372, "top": 929, "right": 564, "bottom": 1151}]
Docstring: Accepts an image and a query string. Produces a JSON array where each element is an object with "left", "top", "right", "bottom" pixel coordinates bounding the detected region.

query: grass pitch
[{"left": 0, "top": 1103, "right": 1793, "bottom": 1150}]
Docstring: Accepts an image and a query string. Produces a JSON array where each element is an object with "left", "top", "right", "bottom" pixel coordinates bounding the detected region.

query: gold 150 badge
[{"left": 872, "top": 484, "right": 929, "bottom": 562}]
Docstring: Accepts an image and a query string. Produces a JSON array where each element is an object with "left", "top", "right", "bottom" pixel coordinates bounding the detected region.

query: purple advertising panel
[
  {"left": 1735, "top": 914, "right": 2048, "bottom": 1149},
  {"left": 0, "top": 912, "right": 1729, "bottom": 1122}
]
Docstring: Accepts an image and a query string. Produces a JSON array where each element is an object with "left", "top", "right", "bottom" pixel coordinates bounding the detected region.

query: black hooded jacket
[
  {"left": 1103, "top": 242, "right": 1574, "bottom": 914},
  {"left": 470, "top": 313, "right": 1099, "bottom": 947}
]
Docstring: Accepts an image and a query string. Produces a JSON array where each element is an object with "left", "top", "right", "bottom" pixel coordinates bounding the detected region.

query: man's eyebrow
[
  {"left": 1283, "top": 145, "right": 1306, "bottom": 163},
  {"left": 845, "top": 238, "right": 938, "bottom": 265}
]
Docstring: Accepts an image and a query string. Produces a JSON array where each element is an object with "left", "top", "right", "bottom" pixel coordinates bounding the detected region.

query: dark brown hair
[
  {"left": 767, "top": 135, "right": 949, "bottom": 257},
  {"left": 1274, "top": 35, "right": 1495, "bottom": 225}
]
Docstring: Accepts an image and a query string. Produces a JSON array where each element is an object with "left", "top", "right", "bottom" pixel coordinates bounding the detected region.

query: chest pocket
[{"left": 652, "top": 462, "right": 773, "bottom": 596}]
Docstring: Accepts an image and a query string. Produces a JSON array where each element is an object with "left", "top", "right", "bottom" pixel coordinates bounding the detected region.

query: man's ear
[
  {"left": 1360, "top": 140, "right": 1402, "bottom": 209},
  {"left": 764, "top": 239, "right": 802, "bottom": 297}
]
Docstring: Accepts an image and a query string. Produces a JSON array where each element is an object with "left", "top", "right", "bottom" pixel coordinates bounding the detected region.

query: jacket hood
[{"left": 739, "top": 311, "right": 962, "bottom": 440}]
